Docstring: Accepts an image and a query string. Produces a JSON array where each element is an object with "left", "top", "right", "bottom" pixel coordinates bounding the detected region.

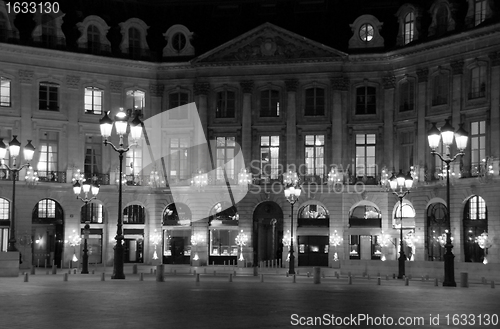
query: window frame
[
  {"left": 399, "top": 79, "right": 415, "bottom": 112},
  {"left": 0, "top": 76, "right": 11, "bottom": 107},
  {"left": 355, "top": 86, "right": 377, "bottom": 115},
  {"left": 259, "top": 89, "right": 280, "bottom": 118},
  {"left": 37, "top": 130, "right": 59, "bottom": 179},
  {"left": 84, "top": 86, "right": 103, "bottom": 115},
  {"left": 431, "top": 73, "right": 448, "bottom": 107},
  {"left": 470, "top": 120, "right": 486, "bottom": 177},
  {"left": 123, "top": 204, "right": 146, "bottom": 224},
  {"left": 260, "top": 135, "right": 280, "bottom": 180},
  {"left": 168, "top": 91, "right": 189, "bottom": 120},
  {"left": 216, "top": 90, "right": 236, "bottom": 119},
  {"left": 304, "top": 134, "right": 325, "bottom": 177},
  {"left": 215, "top": 136, "right": 237, "bottom": 181},
  {"left": 403, "top": 12, "right": 415, "bottom": 44},
  {"left": 304, "top": 87, "right": 325, "bottom": 117},
  {"left": 39, "top": 81, "right": 59, "bottom": 111},
  {"left": 355, "top": 133, "right": 376, "bottom": 178}
]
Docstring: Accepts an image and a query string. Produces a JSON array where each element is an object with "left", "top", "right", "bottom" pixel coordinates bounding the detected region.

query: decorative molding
[
  {"left": 193, "top": 82, "right": 210, "bottom": 96},
  {"left": 149, "top": 84, "right": 164, "bottom": 97},
  {"left": 330, "top": 76, "right": 349, "bottom": 91},
  {"left": 18, "top": 70, "right": 34, "bottom": 83},
  {"left": 489, "top": 52, "right": 500, "bottom": 67},
  {"left": 109, "top": 80, "right": 123, "bottom": 94},
  {"left": 450, "top": 60, "right": 464, "bottom": 75},
  {"left": 416, "top": 68, "right": 429, "bottom": 83},
  {"left": 66, "top": 75, "right": 80, "bottom": 89},
  {"left": 382, "top": 75, "right": 396, "bottom": 89},
  {"left": 240, "top": 81, "right": 254, "bottom": 94},
  {"left": 285, "top": 79, "right": 298, "bottom": 92}
]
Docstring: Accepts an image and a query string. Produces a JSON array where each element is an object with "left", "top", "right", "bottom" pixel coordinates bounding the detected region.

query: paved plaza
[{"left": 0, "top": 266, "right": 499, "bottom": 329}]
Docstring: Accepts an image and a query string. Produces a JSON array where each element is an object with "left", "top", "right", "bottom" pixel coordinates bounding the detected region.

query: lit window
[
  {"left": 38, "top": 199, "right": 56, "bottom": 218},
  {"left": 216, "top": 137, "right": 236, "bottom": 180},
  {"left": 474, "top": 0, "right": 487, "bottom": 26},
  {"left": 169, "top": 137, "right": 189, "bottom": 180},
  {"left": 404, "top": 12, "right": 415, "bottom": 44},
  {"left": 469, "top": 66, "right": 486, "bottom": 99},
  {"left": 123, "top": 205, "right": 145, "bottom": 224},
  {"left": 0, "top": 198, "right": 10, "bottom": 220},
  {"left": 470, "top": 121, "right": 486, "bottom": 176},
  {"left": 359, "top": 23, "right": 374, "bottom": 42},
  {"left": 0, "top": 77, "right": 11, "bottom": 107},
  {"left": 355, "top": 134, "right": 376, "bottom": 177},
  {"left": 305, "top": 135, "right": 324, "bottom": 176},
  {"left": 84, "top": 87, "right": 103, "bottom": 114},
  {"left": 260, "top": 136, "right": 280, "bottom": 180},
  {"left": 37, "top": 131, "right": 58, "bottom": 179},
  {"left": 81, "top": 203, "right": 103, "bottom": 224}
]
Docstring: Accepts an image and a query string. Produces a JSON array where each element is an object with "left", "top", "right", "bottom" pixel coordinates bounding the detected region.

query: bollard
[
  {"left": 286, "top": 272, "right": 289, "bottom": 277},
  {"left": 307, "top": 272, "right": 310, "bottom": 278},
  {"left": 377, "top": 277, "right": 381, "bottom": 285},
  {"left": 140, "top": 273, "right": 144, "bottom": 281},
  {"left": 253, "top": 266, "right": 258, "bottom": 276},
  {"left": 74, "top": 269, "right": 77, "bottom": 274},
  {"left": 64, "top": 273, "right": 68, "bottom": 281},
  {"left": 293, "top": 274, "right": 296, "bottom": 283},
  {"left": 313, "top": 267, "right": 321, "bottom": 284},
  {"left": 233, "top": 270, "right": 236, "bottom": 277},
  {"left": 196, "top": 273, "right": 200, "bottom": 282},
  {"left": 30, "top": 267, "right": 35, "bottom": 275},
  {"left": 405, "top": 278, "right": 409, "bottom": 286},
  {"left": 52, "top": 265, "right": 57, "bottom": 275},
  {"left": 92, "top": 270, "right": 95, "bottom": 275},
  {"left": 434, "top": 278, "right": 438, "bottom": 286},
  {"left": 68, "top": 269, "right": 71, "bottom": 274},
  {"left": 229, "top": 274, "right": 233, "bottom": 282},
  {"left": 193, "top": 270, "right": 196, "bottom": 276},
  {"left": 348, "top": 276, "right": 352, "bottom": 285},
  {"left": 336, "top": 272, "right": 339, "bottom": 279},
  {"left": 322, "top": 272, "right": 325, "bottom": 279},
  {"left": 101, "top": 273, "right": 105, "bottom": 281},
  {"left": 204, "top": 268, "right": 207, "bottom": 274},
  {"left": 393, "top": 273, "right": 396, "bottom": 279},
  {"left": 132, "top": 264, "right": 138, "bottom": 274},
  {"left": 24, "top": 273, "right": 29, "bottom": 282},
  {"left": 260, "top": 274, "right": 264, "bottom": 282},
  {"left": 156, "top": 265, "right": 164, "bottom": 282},
  {"left": 460, "top": 272, "right": 468, "bottom": 288},
  {"left": 491, "top": 281, "right": 495, "bottom": 289}
]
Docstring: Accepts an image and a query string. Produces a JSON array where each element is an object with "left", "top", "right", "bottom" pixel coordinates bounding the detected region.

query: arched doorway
[
  {"left": 252, "top": 201, "right": 283, "bottom": 266},
  {"left": 463, "top": 195, "right": 487, "bottom": 263},
  {"left": 32, "top": 199, "right": 64, "bottom": 268},
  {"left": 162, "top": 202, "right": 192, "bottom": 265},
  {"left": 426, "top": 202, "right": 448, "bottom": 261}
]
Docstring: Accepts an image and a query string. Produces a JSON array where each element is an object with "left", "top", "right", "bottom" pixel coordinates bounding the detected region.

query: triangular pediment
[{"left": 193, "top": 22, "right": 347, "bottom": 65}]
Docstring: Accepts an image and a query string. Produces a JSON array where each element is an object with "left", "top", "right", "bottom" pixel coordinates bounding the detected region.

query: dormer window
[
  {"left": 77, "top": 16, "right": 111, "bottom": 55},
  {"left": 87, "top": 24, "right": 100, "bottom": 53},
  {"left": 32, "top": 13, "right": 66, "bottom": 49},
  {"left": 172, "top": 33, "right": 187, "bottom": 52},
  {"left": 474, "top": 0, "right": 487, "bottom": 25},
  {"left": 465, "top": 0, "right": 493, "bottom": 28},
  {"left": 428, "top": 1, "right": 455, "bottom": 37},
  {"left": 118, "top": 18, "right": 150, "bottom": 60},
  {"left": 395, "top": 4, "right": 421, "bottom": 46},
  {"left": 404, "top": 13, "right": 415, "bottom": 44},
  {"left": 163, "top": 25, "right": 195, "bottom": 57},
  {"left": 349, "top": 15, "right": 384, "bottom": 49}
]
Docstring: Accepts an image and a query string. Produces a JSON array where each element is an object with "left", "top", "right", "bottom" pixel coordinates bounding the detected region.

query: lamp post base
[{"left": 111, "top": 242, "right": 125, "bottom": 279}]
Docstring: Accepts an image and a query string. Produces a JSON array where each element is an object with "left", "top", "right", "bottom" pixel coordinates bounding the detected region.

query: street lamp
[
  {"left": 100, "top": 109, "right": 143, "bottom": 279},
  {"left": 428, "top": 119, "right": 468, "bottom": 287},
  {"left": 389, "top": 169, "right": 413, "bottom": 279},
  {"left": 283, "top": 170, "right": 301, "bottom": 275},
  {"left": 0, "top": 136, "right": 36, "bottom": 252},
  {"left": 73, "top": 179, "right": 99, "bottom": 274}
]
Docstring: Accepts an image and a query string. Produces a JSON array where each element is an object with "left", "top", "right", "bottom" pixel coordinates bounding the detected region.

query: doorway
[{"left": 253, "top": 201, "right": 283, "bottom": 266}]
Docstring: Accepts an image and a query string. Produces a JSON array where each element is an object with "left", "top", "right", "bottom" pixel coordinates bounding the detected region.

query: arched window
[
  {"left": 298, "top": 204, "right": 329, "bottom": 227},
  {"left": 463, "top": 195, "right": 487, "bottom": 263},
  {"left": 209, "top": 202, "right": 238, "bottom": 224},
  {"left": 426, "top": 202, "right": 448, "bottom": 261},
  {"left": 163, "top": 203, "right": 191, "bottom": 226},
  {"left": 128, "top": 27, "right": 141, "bottom": 58},
  {"left": 80, "top": 202, "right": 104, "bottom": 224},
  {"left": 393, "top": 202, "right": 415, "bottom": 228},
  {"left": 404, "top": 12, "right": 415, "bottom": 44},
  {"left": 87, "top": 24, "right": 100, "bottom": 53},
  {"left": 41, "top": 14, "right": 56, "bottom": 47},
  {"left": 123, "top": 205, "right": 145, "bottom": 224},
  {"left": 349, "top": 205, "right": 381, "bottom": 227}
]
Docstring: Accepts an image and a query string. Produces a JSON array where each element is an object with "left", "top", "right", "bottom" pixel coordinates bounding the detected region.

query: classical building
[{"left": 0, "top": 0, "right": 499, "bottom": 278}]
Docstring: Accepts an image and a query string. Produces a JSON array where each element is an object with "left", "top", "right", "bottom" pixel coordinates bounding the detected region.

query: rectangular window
[
  {"left": 355, "top": 86, "right": 376, "bottom": 115},
  {"left": 210, "top": 229, "right": 238, "bottom": 256},
  {"left": 305, "top": 135, "right": 324, "bottom": 176},
  {"left": 216, "top": 91, "right": 236, "bottom": 118},
  {"left": 400, "top": 131, "right": 414, "bottom": 171},
  {"left": 39, "top": 82, "right": 59, "bottom": 111},
  {"left": 0, "top": 77, "right": 11, "bottom": 107},
  {"left": 0, "top": 128, "right": 12, "bottom": 167},
  {"left": 0, "top": 228, "right": 8, "bottom": 252},
  {"left": 123, "top": 205, "right": 145, "bottom": 224},
  {"left": 81, "top": 203, "right": 103, "bottom": 224},
  {"left": 169, "top": 92, "right": 188, "bottom": 119},
  {"left": 404, "top": 12, "right": 415, "bottom": 44},
  {"left": 125, "top": 141, "right": 142, "bottom": 184},
  {"left": 84, "top": 87, "right": 103, "bottom": 114},
  {"left": 126, "top": 90, "right": 145, "bottom": 110},
  {"left": 260, "top": 90, "right": 280, "bottom": 117},
  {"left": 470, "top": 120, "right": 486, "bottom": 176},
  {"left": 475, "top": 0, "right": 486, "bottom": 26},
  {"left": 260, "top": 136, "right": 280, "bottom": 180},
  {"left": 349, "top": 235, "right": 360, "bottom": 259},
  {"left": 399, "top": 80, "right": 415, "bottom": 112},
  {"left": 355, "top": 134, "right": 376, "bottom": 177},
  {"left": 216, "top": 136, "right": 236, "bottom": 181},
  {"left": 0, "top": 198, "right": 9, "bottom": 220},
  {"left": 469, "top": 66, "right": 486, "bottom": 99},
  {"left": 304, "top": 87, "right": 325, "bottom": 116},
  {"left": 37, "top": 131, "right": 58, "bottom": 180},
  {"left": 84, "top": 135, "right": 102, "bottom": 176},
  {"left": 432, "top": 74, "right": 448, "bottom": 106},
  {"left": 169, "top": 137, "right": 189, "bottom": 180}
]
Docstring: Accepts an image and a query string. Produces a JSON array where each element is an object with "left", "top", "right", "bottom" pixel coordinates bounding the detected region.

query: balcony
[
  {"left": 349, "top": 217, "right": 382, "bottom": 228},
  {"left": 84, "top": 173, "right": 110, "bottom": 185},
  {"left": 297, "top": 218, "right": 329, "bottom": 227},
  {"left": 0, "top": 169, "right": 17, "bottom": 181},
  {"left": 38, "top": 171, "right": 66, "bottom": 183}
]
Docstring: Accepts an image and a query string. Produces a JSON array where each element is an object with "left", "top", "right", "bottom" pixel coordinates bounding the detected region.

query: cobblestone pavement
[{"left": 0, "top": 267, "right": 498, "bottom": 329}]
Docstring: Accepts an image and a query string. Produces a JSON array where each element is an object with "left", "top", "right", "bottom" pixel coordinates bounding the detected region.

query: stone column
[
  {"left": 416, "top": 68, "right": 429, "bottom": 181},
  {"left": 330, "top": 77, "right": 349, "bottom": 168},
  {"left": 383, "top": 75, "right": 395, "bottom": 172},
  {"left": 489, "top": 52, "right": 500, "bottom": 160},
  {"left": 148, "top": 83, "right": 164, "bottom": 118},
  {"left": 194, "top": 82, "right": 210, "bottom": 172},
  {"left": 240, "top": 81, "right": 254, "bottom": 169},
  {"left": 285, "top": 79, "right": 298, "bottom": 170}
]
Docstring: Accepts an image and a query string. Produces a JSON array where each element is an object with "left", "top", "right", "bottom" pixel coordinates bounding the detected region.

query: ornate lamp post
[
  {"left": 428, "top": 119, "right": 468, "bottom": 287},
  {"left": 475, "top": 232, "right": 493, "bottom": 265},
  {"left": 100, "top": 109, "right": 143, "bottom": 279},
  {"left": 73, "top": 179, "right": 99, "bottom": 274},
  {"left": 235, "top": 230, "right": 248, "bottom": 262},
  {"left": 389, "top": 169, "right": 414, "bottom": 279},
  {"left": 283, "top": 170, "right": 301, "bottom": 275},
  {"left": 0, "top": 136, "right": 36, "bottom": 252}
]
